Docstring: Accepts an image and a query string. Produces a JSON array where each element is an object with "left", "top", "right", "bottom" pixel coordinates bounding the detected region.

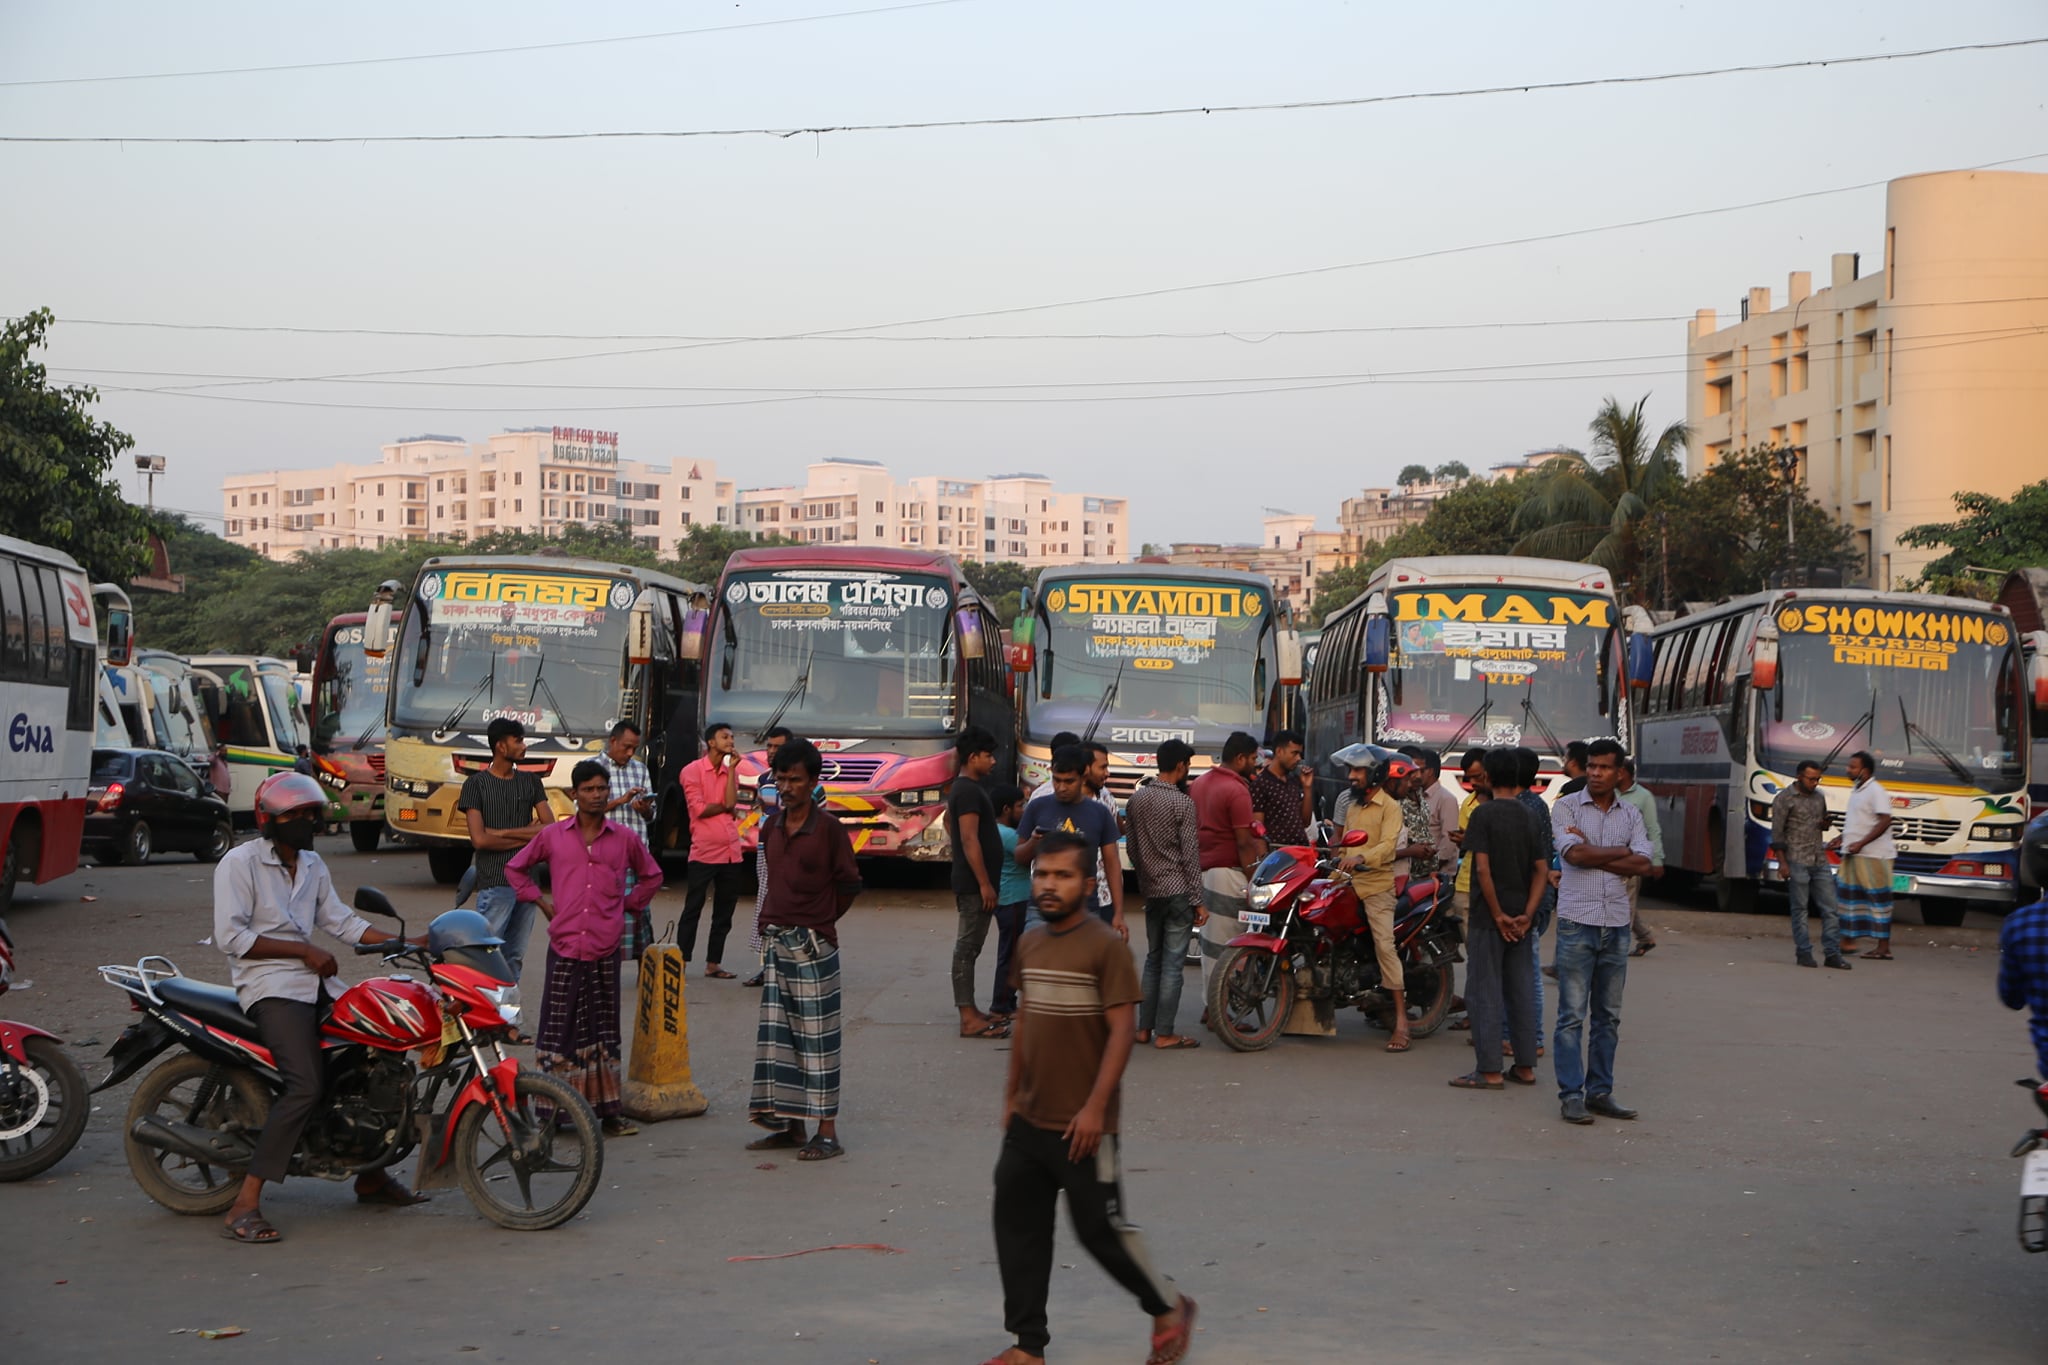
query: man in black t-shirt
[
  {"left": 1452, "top": 748, "right": 1547, "bottom": 1091},
  {"left": 457, "top": 717, "right": 553, "bottom": 995},
  {"left": 947, "top": 726, "right": 1008, "bottom": 1039}
]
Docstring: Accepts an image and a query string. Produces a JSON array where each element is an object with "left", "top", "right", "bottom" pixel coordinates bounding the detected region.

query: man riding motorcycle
[
  {"left": 213, "top": 771, "right": 425, "bottom": 1244},
  {"left": 1332, "top": 747, "right": 1419, "bottom": 1054}
]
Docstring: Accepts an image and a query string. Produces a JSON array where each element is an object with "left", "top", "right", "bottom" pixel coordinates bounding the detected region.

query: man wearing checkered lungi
[
  {"left": 742, "top": 726, "right": 795, "bottom": 990},
  {"left": 1833, "top": 751, "right": 1898, "bottom": 961},
  {"left": 745, "top": 738, "right": 862, "bottom": 1162}
]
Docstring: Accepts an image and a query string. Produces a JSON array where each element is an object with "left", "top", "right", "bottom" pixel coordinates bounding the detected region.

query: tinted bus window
[
  {"left": 0, "top": 560, "right": 24, "bottom": 679},
  {"left": 21, "top": 563, "right": 49, "bottom": 681}
]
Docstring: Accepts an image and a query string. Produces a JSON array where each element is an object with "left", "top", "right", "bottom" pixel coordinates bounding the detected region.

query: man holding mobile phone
[
  {"left": 681, "top": 721, "right": 747, "bottom": 979},
  {"left": 599, "top": 721, "right": 657, "bottom": 959}
]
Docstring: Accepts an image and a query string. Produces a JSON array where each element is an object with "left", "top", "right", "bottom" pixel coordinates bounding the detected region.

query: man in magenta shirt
[
  {"left": 507, "top": 760, "right": 663, "bottom": 1137},
  {"left": 679, "top": 721, "right": 747, "bottom": 980},
  {"left": 1190, "top": 732, "right": 1266, "bottom": 978}
]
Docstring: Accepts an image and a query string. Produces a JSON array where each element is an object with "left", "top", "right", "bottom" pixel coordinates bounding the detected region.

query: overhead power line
[
  {"left": 5, "top": 37, "right": 2042, "bottom": 143},
  {"left": 0, "top": 1, "right": 981, "bottom": 89}
]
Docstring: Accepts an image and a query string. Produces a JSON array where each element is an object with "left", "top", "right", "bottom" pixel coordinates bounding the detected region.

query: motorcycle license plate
[
  {"left": 1239, "top": 911, "right": 1271, "bottom": 929},
  {"left": 2022, "top": 1150, "right": 2048, "bottom": 1198}
]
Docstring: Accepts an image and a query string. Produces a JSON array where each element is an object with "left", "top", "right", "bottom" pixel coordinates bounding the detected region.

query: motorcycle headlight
[
  {"left": 478, "top": 984, "right": 520, "bottom": 1029},
  {"left": 1246, "top": 882, "right": 1280, "bottom": 911}
]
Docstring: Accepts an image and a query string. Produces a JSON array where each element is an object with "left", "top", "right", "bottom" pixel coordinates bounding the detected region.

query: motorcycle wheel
[
  {"left": 0, "top": 1036, "right": 91, "bottom": 1181},
  {"left": 1205, "top": 946, "right": 1295, "bottom": 1053},
  {"left": 1405, "top": 960, "right": 1456, "bottom": 1040},
  {"left": 452, "top": 1069, "right": 604, "bottom": 1231},
  {"left": 124, "top": 1054, "right": 271, "bottom": 1216}
]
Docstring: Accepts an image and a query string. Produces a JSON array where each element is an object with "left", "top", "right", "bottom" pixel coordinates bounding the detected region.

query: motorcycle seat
[{"left": 155, "top": 977, "right": 262, "bottom": 1040}]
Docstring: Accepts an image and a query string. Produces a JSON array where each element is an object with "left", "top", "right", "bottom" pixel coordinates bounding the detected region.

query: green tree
[
  {"left": 663, "top": 524, "right": 789, "bottom": 587},
  {"left": 1434, "top": 460, "right": 1470, "bottom": 481},
  {"left": 0, "top": 309, "right": 150, "bottom": 580},
  {"left": 1511, "top": 393, "right": 1687, "bottom": 595},
  {"left": 1651, "top": 447, "right": 1860, "bottom": 606},
  {"left": 1396, "top": 463, "right": 1431, "bottom": 487},
  {"left": 1306, "top": 479, "right": 1526, "bottom": 625},
  {"left": 1897, "top": 479, "right": 2048, "bottom": 595},
  {"left": 1307, "top": 558, "right": 1371, "bottom": 625},
  {"left": 959, "top": 559, "right": 1035, "bottom": 623}
]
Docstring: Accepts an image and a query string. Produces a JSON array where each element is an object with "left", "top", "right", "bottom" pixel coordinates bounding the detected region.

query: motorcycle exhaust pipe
[{"left": 130, "top": 1114, "right": 256, "bottom": 1168}]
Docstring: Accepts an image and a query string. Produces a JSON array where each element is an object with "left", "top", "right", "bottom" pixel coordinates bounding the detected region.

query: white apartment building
[
  {"left": 222, "top": 427, "right": 738, "bottom": 561},
  {"left": 1685, "top": 169, "right": 2048, "bottom": 586},
  {"left": 732, "top": 461, "right": 1129, "bottom": 568}
]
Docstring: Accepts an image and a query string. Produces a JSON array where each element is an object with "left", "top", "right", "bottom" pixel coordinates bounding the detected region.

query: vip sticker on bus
[{"left": 1132, "top": 657, "right": 1175, "bottom": 671}]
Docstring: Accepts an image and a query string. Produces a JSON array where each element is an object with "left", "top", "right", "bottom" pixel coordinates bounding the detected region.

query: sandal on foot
[
  {"left": 704, "top": 967, "right": 738, "bottom": 980},
  {"left": 221, "top": 1209, "right": 281, "bottom": 1243},
  {"left": 1384, "top": 1036, "right": 1413, "bottom": 1054},
  {"left": 1506, "top": 1068, "right": 1538, "bottom": 1086},
  {"left": 1147, "top": 1295, "right": 1198, "bottom": 1365},
  {"left": 797, "top": 1135, "right": 845, "bottom": 1161},
  {"left": 601, "top": 1117, "right": 641, "bottom": 1137},
  {"left": 746, "top": 1129, "right": 805, "bottom": 1151},
  {"left": 356, "top": 1177, "right": 430, "bottom": 1206},
  {"left": 1449, "top": 1072, "right": 1503, "bottom": 1090},
  {"left": 961, "top": 1019, "right": 1011, "bottom": 1039},
  {"left": 1153, "top": 1034, "right": 1201, "bottom": 1050},
  {"left": 742, "top": 973, "right": 766, "bottom": 988},
  {"left": 1134, "top": 1030, "right": 1152, "bottom": 1045},
  {"left": 1448, "top": 1016, "right": 1471, "bottom": 1031}
]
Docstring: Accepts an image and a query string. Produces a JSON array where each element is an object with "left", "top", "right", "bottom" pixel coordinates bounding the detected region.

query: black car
[{"left": 86, "top": 749, "right": 234, "bottom": 867}]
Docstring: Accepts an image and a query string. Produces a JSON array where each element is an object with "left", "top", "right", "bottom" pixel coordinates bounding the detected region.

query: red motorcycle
[
  {"left": 1205, "top": 831, "right": 1461, "bottom": 1053},
  {"left": 0, "top": 917, "right": 90, "bottom": 1180},
  {"left": 94, "top": 889, "right": 602, "bottom": 1231}
]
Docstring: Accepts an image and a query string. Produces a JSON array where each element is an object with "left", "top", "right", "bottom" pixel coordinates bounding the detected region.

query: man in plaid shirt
[
  {"left": 598, "top": 721, "right": 657, "bottom": 957},
  {"left": 1998, "top": 849, "right": 2048, "bottom": 1080}
]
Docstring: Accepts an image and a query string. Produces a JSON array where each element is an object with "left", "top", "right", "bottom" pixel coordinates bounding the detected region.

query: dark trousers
[
  {"left": 990, "top": 900, "right": 1026, "bottom": 1016},
  {"left": 952, "top": 892, "right": 994, "bottom": 1011},
  {"left": 247, "top": 997, "right": 323, "bottom": 1185},
  {"left": 993, "top": 1115, "right": 1178, "bottom": 1356},
  {"left": 1464, "top": 915, "right": 1538, "bottom": 1076},
  {"left": 680, "top": 860, "right": 745, "bottom": 964}
]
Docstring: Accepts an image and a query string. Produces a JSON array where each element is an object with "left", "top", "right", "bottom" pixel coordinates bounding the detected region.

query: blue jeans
[
  {"left": 1785, "top": 861, "right": 1842, "bottom": 960},
  {"left": 474, "top": 885, "right": 538, "bottom": 986},
  {"left": 1138, "top": 897, "right": 1197, "bottom": 1037},
  {"left": 1552, "top": 918, "right": 1629, "bottom": 1102}
]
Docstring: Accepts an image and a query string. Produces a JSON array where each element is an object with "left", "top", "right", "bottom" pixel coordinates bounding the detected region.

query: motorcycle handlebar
[{"left": 352, "top": 939, "right": 398, "bottom": 956}]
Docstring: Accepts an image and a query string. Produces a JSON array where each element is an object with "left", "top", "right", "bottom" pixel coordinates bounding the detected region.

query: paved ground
[{"left": 5, "top": 843, "right": 2045, "bottom": 1364}]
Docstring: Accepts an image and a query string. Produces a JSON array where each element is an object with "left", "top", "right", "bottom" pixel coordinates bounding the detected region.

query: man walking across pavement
[
  {"left": 1016, "top": 745, "right": 1126, "bottom": 938},
  {"left": 1249, "top": 729, "right": 1313, "bottom": 850},
  {"left": 1192, "top": 731, "right": 1264, "bottom": 973},
  {"left": 1450, "top": 747, "right": 1546, "bottom": 1091},
  {"left": 1551, "top": 738, "right": 1653, "bottom": 1125},
  {"left": 1337, "top": 750, "right": 1415, "bottom": 1054},
  {"left": 746, "top": 738, "right": 863, "bottom": 1162},
  {"left": 984, "top": 830, "right": 1197, "bottom": 1365},
  {"left": 1835, "top": 750, "right": 1898, "bottom": 961},
  {"left": 458, "top": 716, "right": 553, "bottom": 1021},
  {"left": 506, "top": 760, "right": 664, "bottom": 1138},
  {"left": 1125, "top": 739, "right": 1207, "bottom": 1050},
  {"left": 596, "top": 721, "right": 657, "bottom": 961},
  {"left": 949, "top": 726, "right": 1010, "bottom": 1040},
  {"left": 1771, "top": 760, "right": 1851, "bottom": 970},
  {"left": 679, "top": 721, "right": 747, "bottom": 980},
  {"left": 1615, "top": 757, "right": 1664, "bottom": 957}
]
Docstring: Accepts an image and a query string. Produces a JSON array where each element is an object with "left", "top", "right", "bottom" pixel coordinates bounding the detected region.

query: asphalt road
[{"left": 4, "top": 842, "right": 2044, "bottom": 1364}]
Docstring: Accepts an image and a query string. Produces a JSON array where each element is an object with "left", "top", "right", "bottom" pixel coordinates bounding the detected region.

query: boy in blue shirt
[{"left": 989, "top": 784, "right": 1031, "bottom": 1022}]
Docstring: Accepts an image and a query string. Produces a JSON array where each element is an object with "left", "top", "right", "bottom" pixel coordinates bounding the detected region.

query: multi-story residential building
[
  {"left": 1685, "top": 169, "right": 2048, "bottom": 586},
  {"left": 733, "top": 461, "right": 1128, "bottom": 568},
  {"left": 1152, "top": 512, "right": 1353, "bottom": 614},
  {"left": 222, "top": 427, "right": 737, "bottom": 561}
]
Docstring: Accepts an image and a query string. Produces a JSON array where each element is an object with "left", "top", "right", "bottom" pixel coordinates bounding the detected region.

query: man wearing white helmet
[{"left": 212, "top": 771, "right": 421, "bottom": 1244}]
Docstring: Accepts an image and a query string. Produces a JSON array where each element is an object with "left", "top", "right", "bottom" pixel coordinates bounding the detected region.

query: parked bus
[
  {"left": 1, "top": 535, "right": 113, "bottom": 908},
  {"left": 1636, "top": 588, "right": 2031, "bottom": 923},
  {"left": 1304, "top": 556, "right": 1638, "bottom": 811},
  {"left": 1996, "top": 568, "right": 2048, "bottom": 821},
  {"left": 107, "top": 649, "right": 217, "bottom": 775},
  {"left": 694, "top": 547, "right": 1011, "bottom": 860},
  {"left": 189, "top": 654, "right": 309, "bottom": 828},
  {"left": 1013, "top": 566, "right": 1300, "bottom": 803},
  {"left": 308, "top": 612, "right": 392, "bottom": 852},
  {"left": 373, "top": 556, "right": 708, "bottom": 883}
]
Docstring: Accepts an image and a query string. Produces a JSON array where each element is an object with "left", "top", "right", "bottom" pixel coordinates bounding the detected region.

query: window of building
[
  {"left": 376, "top": 509, "right": 385, "bottom": 523},
  {"left": 875, "top": 525, "right": 884, "bottom": 539},
  {"left": 230, "top": 494, "right": 239, "bottom": 508},
  {"left": 680, "top": 510, "right": 692, "bottom": 525},
  {"left": 985, "top": 538, "right": 996, "bottom": 553},
  {"left": 513, "top": 499, "right": 522, "bottom": 513},
  {"left": 680, "top": 485, "right": 691, "bottom": 500},
  {"left": 513, "top": 472, "right": 522, "bottom": 486},
  {"left": 435, "top": 478, "right": 444, "bottom": 493}
]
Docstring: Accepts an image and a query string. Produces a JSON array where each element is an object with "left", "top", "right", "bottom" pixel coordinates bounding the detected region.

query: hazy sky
[{"left": 4, "top": 1, "right": 2044, "bottom": 548}]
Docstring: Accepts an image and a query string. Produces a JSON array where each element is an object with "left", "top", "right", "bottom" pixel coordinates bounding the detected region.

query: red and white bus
[
  {"left": 308, "top": 611, "right": 392, "bottom": 852},
  {"left": 2, "top": 535, "right": 120, "bottom": 908}
]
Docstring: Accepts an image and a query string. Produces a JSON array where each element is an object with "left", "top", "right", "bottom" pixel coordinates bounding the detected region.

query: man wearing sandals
[
  {"left": 985, "top": 831, "right": 1196, "bottom": 1365},
  {"left": 1833, "top": 751, "right": 1898, "bottom": 961},
  {"left": 746, "top": 738, "right": 863, "bottom": 1162},
  {"left": 949, "top": 726, "right": 1011, "bottom": 1041},
  {"left": 1449, "top": 748, "right": 1546, "bottom": 1092}
]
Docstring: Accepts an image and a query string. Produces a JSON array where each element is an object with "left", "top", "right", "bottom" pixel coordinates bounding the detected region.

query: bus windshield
[
  {"left": 717, "top": 568, "right": 953, "bottom": 737},
  {"left": 390, "top": 566, "right": 637, "bottom": 739},
  {"left": 1759, "top": 605, "right": 2023, "bottom": 792},
  {"left": 209, "top": 662, "right": 305, "bottom": 751},
  {"left": 1034, "top": 576, "right": 1268, "bottom": 747},
  {"left": 1378, "top": 587, "right": 1617, "bottom": 752},
  {"left": 315, "top": 630, "right": 389, "bottom": 749}
]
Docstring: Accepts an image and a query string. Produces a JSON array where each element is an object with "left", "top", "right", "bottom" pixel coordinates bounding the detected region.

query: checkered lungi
[
  {"left": 747, "top": 843, "right": 770, "bottom": 954},
  {"left": 1837, "top": 855, "right": 1894, "bottom": 942},
  {"left": 749, "top": 926, "right": 842, "bottom": 1128},
  {"left": 535, "top": 950, "right": 623, "bottom": 1119}
]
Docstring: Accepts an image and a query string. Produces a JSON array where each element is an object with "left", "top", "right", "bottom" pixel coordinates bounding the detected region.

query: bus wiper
[
  {"left": 527, "top": 653, "right": 571, "bottom": 735},
  {"left": 1439, "top": 681, "right": 1493, "bottom": 757},
  {"left": 1819, "top": 690, "right": 1877, "bottom": 774},
  {"left": 1520, "top": 693, "right": 1567, "bottom": 758},
  {"left": 755, "top": 647, "right": 814, "bottom": 743},
  {"left": 1083, "top": 660, "right": 1125, "bottom": 744},
  {"left": 1897, "top": 695, "right": 1974, "bottom": 787},
  {"left": 351, "top": 709, "right": 384, "bottom": 751},
  {"left": 438, "top": 655, "right": 495, "bottom": 735}
]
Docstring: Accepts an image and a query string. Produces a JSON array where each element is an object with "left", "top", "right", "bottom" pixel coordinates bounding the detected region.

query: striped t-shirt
[{"left": 1010, "top": 915, "right": 1141, "bottom": 1133}]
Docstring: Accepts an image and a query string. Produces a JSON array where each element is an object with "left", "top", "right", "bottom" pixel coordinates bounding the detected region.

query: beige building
[
  {"left": 223, "top": 427, "right": 738, "bottom": 561},
  {"left": 1154, "top": 511, "right": 1352, "bottom": 614},
  {"left": 733, "top": 461, "right": 1129, "bottom": 568},
  {"left": 1685, "top": 169, "right": 2048, "bottom": 586}
]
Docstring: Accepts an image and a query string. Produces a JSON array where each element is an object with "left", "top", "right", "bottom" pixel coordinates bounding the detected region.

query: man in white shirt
[{"left": 1832, "top": 750, "right": 1898, "bottom": 960}]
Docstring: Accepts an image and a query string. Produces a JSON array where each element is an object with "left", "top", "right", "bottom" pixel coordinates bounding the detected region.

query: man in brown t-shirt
[{"left": 986, "top": 831, "right": 1195, "bottom": 1365}]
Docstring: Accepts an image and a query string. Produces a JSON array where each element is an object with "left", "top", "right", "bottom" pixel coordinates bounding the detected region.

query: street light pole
[
  {"left": 134, "top": 453, "right": 165, "bottom": 512},
  {"left": 1775, "top": 446, "right": 1799, "bottom": 563}
]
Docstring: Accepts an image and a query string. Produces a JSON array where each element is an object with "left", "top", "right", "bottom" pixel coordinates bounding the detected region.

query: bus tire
[
  {"left": 0, "top": 826, "right": 25, "bottom": 909},
  {"left": 1919, "top": 898, "right": 1968, "bottom": 929},
  {"left": 349, "top": 821, "right": 382, "bottom": 853},
  {"left": 1713, "top": 876, "right": 1757, "bottom": 915},
  {"left": 426, "top": 845, "right": 471, "bottom": 885}
]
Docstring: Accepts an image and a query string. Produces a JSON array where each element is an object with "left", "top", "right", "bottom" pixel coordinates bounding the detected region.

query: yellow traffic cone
[{"left": 622, "top": 944, "right": 709, "bottom": 1121}]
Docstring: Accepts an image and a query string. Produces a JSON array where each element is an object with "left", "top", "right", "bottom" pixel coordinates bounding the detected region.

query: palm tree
[{"left": 1512, "top": 395, "right": 1688, "bottom": 590}]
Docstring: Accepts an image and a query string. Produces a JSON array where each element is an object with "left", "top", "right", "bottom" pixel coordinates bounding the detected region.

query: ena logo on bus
[{"left": 8, "top": 712, "right": 54, "bottom": 754}]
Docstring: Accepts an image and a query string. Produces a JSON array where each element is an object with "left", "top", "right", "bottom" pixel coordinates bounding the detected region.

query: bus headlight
[
  {"left": 1971, "top": 822, "right": 2023, "bottom": 843},
  {"left": 1748, "top": 800, "right": 1774, "bottom": 823},
  {"left": 886, "top": 787, "right": 947, "bottom": 807}
]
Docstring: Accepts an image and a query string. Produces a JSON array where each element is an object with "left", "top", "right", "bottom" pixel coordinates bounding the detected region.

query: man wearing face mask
[{"left": 213, "top": 772, "right": 420, "bottom": 1244}]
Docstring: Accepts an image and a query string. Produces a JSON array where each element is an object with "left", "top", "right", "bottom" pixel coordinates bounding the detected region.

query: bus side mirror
[
  {"left": 954, "top": 607, "right": 986, "bottom": 661},
  {"left": 1277, "top": 629, "right": 1304, "bottom": 687},
  {"left": 629, "top": 594, "right": 656, "bottom": 666},
  {"left": 678, "top": 609, "right": 708, "bottom": 663},
  {"left": 104, "top": 610, "right": 133, "bottom": 667},
  {"left": 1362, "top": 592, "right": 1390, "bottom": 673},
  {"left": 1751, "top": 619, "right": 1780, "bottom": 692},
  {"left": 362, "top": 579, "right": 401, "bottom": 657},
  {"left": 1626, "top": 633, "right": 1654, "bottom": 691}
]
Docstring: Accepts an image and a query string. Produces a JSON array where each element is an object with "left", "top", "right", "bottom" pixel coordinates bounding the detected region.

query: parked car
[{"left": 85, "top": 748, "right": 234, "bottom": 866}]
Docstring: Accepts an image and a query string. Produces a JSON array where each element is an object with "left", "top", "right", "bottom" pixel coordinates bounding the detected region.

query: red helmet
[{"left": 254, "top": 771, "right": 328, "bottom": 830}]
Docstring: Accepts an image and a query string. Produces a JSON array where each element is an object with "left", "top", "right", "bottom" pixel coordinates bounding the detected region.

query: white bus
[
  {"left": 107, "top": 649, "right": 218, "bottom": 776},
  {"left": 1636, "top": 588, "right": 2031, "bottom": 923},
  {"left": 1, "top": 536, "right": 115, "bottom": 908},
  {"left": 189, "top": 654, "right": 309, "bottom": 827},
  {"left": 1304, "top": 556, "right": 1640, "bottom": 809}
]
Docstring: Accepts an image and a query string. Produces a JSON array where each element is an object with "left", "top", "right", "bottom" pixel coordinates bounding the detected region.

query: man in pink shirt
[
  {"left": 507, "top": 760, "right": 663, "bottom": 1138},
  {"left": 680, "top": 721, "right": 747, "bottom": 980}
]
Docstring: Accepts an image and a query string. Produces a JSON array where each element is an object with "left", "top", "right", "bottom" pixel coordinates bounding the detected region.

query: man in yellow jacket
[{"left": 1340, "top": 753, "right": 1418, "bottom": 1054}]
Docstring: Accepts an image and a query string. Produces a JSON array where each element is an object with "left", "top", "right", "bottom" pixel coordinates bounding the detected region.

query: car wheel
[
  {"left": 121, "top": 820, "right": 153, "bottom": 867},
  {"left": 195, "top": 821, "right": 233, "bottom": 863}
]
